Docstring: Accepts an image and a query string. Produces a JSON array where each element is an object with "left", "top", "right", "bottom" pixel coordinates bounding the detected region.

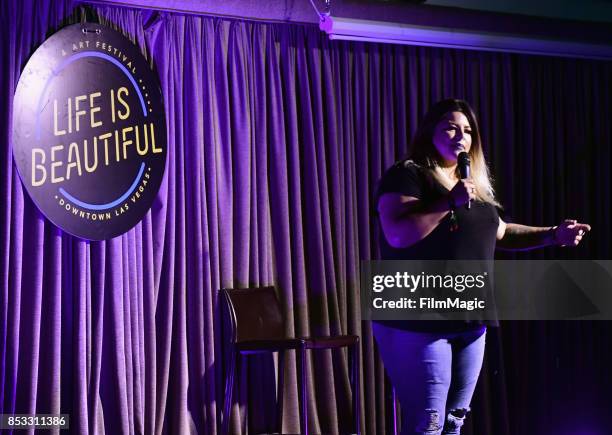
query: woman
[{"left": 374, "top": 98, "right": 590, "bottom": 435}]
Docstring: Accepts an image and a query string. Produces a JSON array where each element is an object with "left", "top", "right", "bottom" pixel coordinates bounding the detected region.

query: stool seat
[{"left": 221, "top": 286, "right": 361, "bottom": 434}]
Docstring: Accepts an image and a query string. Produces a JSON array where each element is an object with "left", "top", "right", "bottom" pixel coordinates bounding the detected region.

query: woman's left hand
[{"left": 553, "top": 219, "right": 591, "bottom": 247}]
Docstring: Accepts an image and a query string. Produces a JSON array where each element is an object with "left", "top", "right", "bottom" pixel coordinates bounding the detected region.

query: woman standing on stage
[{"left": 374, "top": 98, "right": 590, "bottom": 435}]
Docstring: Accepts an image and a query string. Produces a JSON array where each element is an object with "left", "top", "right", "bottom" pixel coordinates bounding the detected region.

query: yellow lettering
[
  {"left": 110, "top": 88, "right": 116, "bottom": 123},
  {"left": 68, "top": 98, "right": 72, "bottom": 133},
  {"left": 99, "top": 132, "right": 112, "bottom": 166},
  {"left": 31, "top": 148, "right": 46, "bottom": 186},
  {"left": 74, "top": 94, "right": 87, "bottom": 132},
  {"left": 122, "top": 126, "right": 133, "bottom": 160},
  {"left": 53, "top": 100, "right": 66, "bottom": 136},
  {"left": 66, "top": 142, "right": 82, "bottom": 180},
  {"left": 89, "top": 91, "right": 102, "bottom": 128},
  {"left": 135, "top": 123, "right": 146, "bottom": 155},
  {"left": 117, "top": 87, "right": 130, "bottom": 120},
  {"left": 85, "top": 136, "right": 98, "bottom": 172},
  {"left": 114, "top": 130, "right": 120, "bottom": 162},
  {"left": 151, "top": 123, "right": 162, "bottom": 153},
  {"left": 51, "top": 145, "right": 65, "bottom": 183}
]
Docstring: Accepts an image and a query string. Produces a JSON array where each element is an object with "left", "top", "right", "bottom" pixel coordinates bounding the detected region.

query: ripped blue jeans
[{"left": 372, "top": 323, "right": 486, "bottom": 435}]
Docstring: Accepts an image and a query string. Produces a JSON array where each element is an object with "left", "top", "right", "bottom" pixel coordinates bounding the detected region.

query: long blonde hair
[{"left": 408, "top": 99, "right": 501, "bottom": 207}]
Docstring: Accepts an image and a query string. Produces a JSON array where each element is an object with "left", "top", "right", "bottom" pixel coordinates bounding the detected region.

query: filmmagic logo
[
  {"left": 362, "top": 260, "right": 612, "bottom": 321},
  {"left": 366, "top": 269, "right": 491, "bottom": 316},
  {"left": 372, "top": 296, "right": 486, "bottom": 311},
  {"left": 12, "top": 23, "right": 167, "bottom": 240}
]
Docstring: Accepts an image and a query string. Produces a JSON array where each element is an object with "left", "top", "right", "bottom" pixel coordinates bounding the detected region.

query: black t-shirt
[{"left": 375, "top": 159, "right": 500, "bottom": 332}]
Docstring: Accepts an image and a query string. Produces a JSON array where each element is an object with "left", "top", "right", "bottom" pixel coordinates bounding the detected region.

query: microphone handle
[
  {"left": 458, "top": 152, "right": 471, "bottom": 210},
  {"left": 462, "top": 166, "right": 471, "bottom": 210}
]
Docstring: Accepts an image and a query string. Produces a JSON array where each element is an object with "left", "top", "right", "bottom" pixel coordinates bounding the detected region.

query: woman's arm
[
  {"left": 496, "top": 218, "right": 591, "bottom": 251},
  {"left": 378, "top": 179, "right": 476, "bottom": 248}
]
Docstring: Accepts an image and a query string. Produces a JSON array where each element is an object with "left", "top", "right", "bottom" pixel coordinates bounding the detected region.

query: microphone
[{"left": 458, "top": 151, "right": 471, "bottom": 209}]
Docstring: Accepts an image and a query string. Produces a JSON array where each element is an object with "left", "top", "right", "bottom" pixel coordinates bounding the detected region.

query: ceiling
[
  {"left": 424, "top": 0, "right": 612, "bottom": 23},
  {"left": 82, "top": 1, "right": 612, "bottom": 44}
]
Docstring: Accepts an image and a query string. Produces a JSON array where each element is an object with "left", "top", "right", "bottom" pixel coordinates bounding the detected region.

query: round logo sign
[{"left": 12, "top": 23, "right": 167, "bottom": 240}]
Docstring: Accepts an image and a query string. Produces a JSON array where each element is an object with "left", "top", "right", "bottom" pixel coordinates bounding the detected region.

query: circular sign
[{"left": 12, "top": 23, "right": 167, "bottom": 240}]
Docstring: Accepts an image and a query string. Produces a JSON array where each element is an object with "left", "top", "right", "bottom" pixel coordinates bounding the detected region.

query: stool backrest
[{"left": 221, "top": 286, "right": 286, "bottom": 343}]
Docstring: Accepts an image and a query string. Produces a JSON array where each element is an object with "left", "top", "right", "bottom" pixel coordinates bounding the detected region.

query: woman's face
[{"left": 432, "top": 111, "right": 473, "bottom": 165}]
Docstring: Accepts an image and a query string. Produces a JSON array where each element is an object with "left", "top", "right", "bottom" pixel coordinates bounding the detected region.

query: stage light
[{"left": 319, "top": 16, "right": 612, "bottom": 60}]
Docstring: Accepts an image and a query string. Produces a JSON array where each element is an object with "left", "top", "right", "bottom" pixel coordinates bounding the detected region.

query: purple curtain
[{"left": 2, "top": 1, "right": 611, "bottom": 434}]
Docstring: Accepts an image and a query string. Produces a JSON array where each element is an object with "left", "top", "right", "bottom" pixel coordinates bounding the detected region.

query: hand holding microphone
[
  {"left": 448, "top": 178, "right": 476, "bottom": 209},
  {"left": 448, "top": 151, "right": 475, "bottom": 210}
]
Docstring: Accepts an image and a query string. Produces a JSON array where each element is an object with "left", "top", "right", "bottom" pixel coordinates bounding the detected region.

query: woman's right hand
[{"left": 448, "top": 178, "right": 477, "bottom": 207}]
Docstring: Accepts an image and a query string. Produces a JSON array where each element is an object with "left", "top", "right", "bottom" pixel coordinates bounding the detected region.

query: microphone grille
[{"left": 458, "top": 151, "right": 470, "bottom": 165}]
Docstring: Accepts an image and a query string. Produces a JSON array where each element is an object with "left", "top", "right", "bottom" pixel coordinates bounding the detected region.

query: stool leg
[
  {"left": 277, "top": 350, "right": 285, "bottom": 433},
  {"left": 223, "top": 349, "right": 238, "bottom": 435},
  {"left": 297, "top": 346, "right": 307, "bottom": 435},
  {"left": 392, "top": 386, "right": 398, "bottom": 435},
  {"left": 352, "top": 343, "right": 360, "bottom": 435}
]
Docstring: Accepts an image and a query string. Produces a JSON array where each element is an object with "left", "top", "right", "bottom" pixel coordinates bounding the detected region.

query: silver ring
[{"left": 578, "top": 230, "right": 584, "bottom": 236}]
